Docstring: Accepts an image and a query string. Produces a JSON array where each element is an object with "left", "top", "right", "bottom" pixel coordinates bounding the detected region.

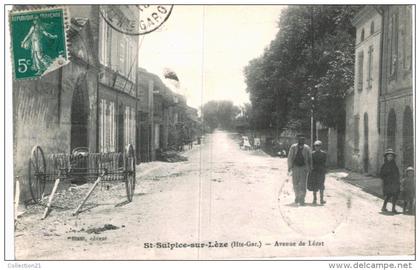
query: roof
[{"left": 137, "top": 68, "right": 175, "bottom": 104}]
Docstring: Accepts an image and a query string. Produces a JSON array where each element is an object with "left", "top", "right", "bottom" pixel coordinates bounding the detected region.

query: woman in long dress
[
  {"left": 379, "top": 149, "right": 400, "bottom": 213},
  {"left": 308, "top": 140, "right": 327, "bottom": 204}
]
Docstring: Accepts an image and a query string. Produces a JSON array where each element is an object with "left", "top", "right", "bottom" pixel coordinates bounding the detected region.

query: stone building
[
  {"left": 346, "top": 6, "right": 383, "bottom": 175},
  {"left": 136, "top": 68, "right": 154, "bottom": 162},
  {"left": 344, "top": 5, "right": 413, "bottom": 176},
  {"left": 152, "top": 76, "right": 174, "bottom": 154},
  {"left": 13, "top": 5, "right": 139, "bottom": 202},
  {"left": 378, "top": 6, "right": 413, "bottom": 171},
  {"left": 136, "top": 68, "right": 176, "bottom": 161},
  {"left": 97, "top": 6, "right": 138, "bottom": 153}
]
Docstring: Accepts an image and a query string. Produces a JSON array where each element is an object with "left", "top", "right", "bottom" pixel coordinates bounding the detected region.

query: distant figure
[
  {"left": 242, "top": 136, "right": 251, "bottom": 150},
  {"left": 379, "top": 149, "right": 400, "bottom": 213},
  {"left": 188, "top": 137, "right": 193, "bottom": 149},
  {"left": 307, "top": 140, "right": 327, "bottom": 205},
  {"left": 287, "top": 134, "right": 312, "bottom": 206},
  {"left": 400, "top": 166, "right": 415, "bottom": 214},
  {"left": 254, "top": 137, "right": 261, "bottom": 149}
]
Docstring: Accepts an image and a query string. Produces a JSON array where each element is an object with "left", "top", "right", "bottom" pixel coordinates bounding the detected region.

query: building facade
[
  {"left": 136, "top": 68, "right": 154, "bottom": 162},
  {"left": 344, "top": 5, "right": 413, "bottom": 176},
  {"left": 348, "top": 6, "right": 383, "bottom": 175},
  {"left": 13, "top": 5, "right": 140, "bottom": 202},
  {"left": 378, "top": 6, "right": 413, "bottom": 171},
  {"left": 97, "top": 6, "right": 138, "bottom": 153},
  {"left": 136, "top": 68, "right": 177, "bottom": 161}
]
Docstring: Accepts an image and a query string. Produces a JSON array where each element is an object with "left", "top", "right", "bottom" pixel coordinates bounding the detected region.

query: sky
[{"left": 138, "top": 5, "right": 285, "bottom": 109}]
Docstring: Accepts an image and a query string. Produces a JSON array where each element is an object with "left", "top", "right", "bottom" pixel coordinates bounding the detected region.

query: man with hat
[
  {"left": 379, "top": 149, "right": 400, "bottom": 213},
  {"left": 308, "top": 140, "right": 328, "bottom": 205},
  {"left": 287, "top": 134, "right": 312, "bottom": 205}
]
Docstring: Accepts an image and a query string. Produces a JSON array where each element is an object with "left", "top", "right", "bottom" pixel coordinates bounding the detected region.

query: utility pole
[
  {"left": 310, "top": 6, "right": 316, "bottom": 149},
  {"left": 311, "top": 96, "right": 314, "bottom": 149}
]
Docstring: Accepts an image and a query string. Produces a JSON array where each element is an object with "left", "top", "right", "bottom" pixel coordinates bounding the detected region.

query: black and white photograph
[{"left": 1, "top": 1, "right": 417, "bottom": 265}]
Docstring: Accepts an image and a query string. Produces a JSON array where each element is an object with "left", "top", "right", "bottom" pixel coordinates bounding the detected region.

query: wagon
[{"left": 27, "top": 144, "right": 136, "bottom": 218}]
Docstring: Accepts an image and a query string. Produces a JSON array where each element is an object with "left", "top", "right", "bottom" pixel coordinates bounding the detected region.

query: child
[{"left": 400, "top": 167, "right": 415, "bottom": 214}]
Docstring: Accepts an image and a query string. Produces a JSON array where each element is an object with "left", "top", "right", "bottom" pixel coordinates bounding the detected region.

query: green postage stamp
[{"left": 9, "top": 7, "right": 69, "bottom": 80}]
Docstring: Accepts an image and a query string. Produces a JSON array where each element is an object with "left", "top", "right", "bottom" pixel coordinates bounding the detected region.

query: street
[{"left": 15, "top": 130, "right": 415, "bottom": 260}]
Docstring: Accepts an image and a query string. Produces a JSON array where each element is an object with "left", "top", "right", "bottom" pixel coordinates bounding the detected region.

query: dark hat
[
  {"left": 384, "top": 148, "right": 396, "bottom": 157},
  {"left": 296, "top": 133, "right": 306, "bottom": 138}
]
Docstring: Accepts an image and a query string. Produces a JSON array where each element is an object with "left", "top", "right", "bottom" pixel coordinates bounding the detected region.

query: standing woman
[
  {"left": 380, "top": 149, "right": 400, "bottom": 213},
  {"left": 308, "top": 140, "right": 328, "bottom": 204}
]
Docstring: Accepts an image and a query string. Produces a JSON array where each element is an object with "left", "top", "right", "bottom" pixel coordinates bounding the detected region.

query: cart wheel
[
  {"left": 125, "top": 144, "right": 136, "bottom": 202},
  {"left": 28, "top": 145, "right": 46, "bottom": 203}
]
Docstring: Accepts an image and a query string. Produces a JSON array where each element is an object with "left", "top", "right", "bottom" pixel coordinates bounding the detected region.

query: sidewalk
[{"left": 328, "top": 169, "right": 384, "bottom": 199}]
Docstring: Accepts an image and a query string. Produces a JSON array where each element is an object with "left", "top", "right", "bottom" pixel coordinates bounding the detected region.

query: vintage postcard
[{"left": 3, "top": 2, "right": 416, "bottom": 263}]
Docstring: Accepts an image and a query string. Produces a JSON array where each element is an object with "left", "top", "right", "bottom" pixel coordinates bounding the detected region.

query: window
[
  {"left": 99, "top": 99, "right": 105, "bottom": 152},
  {"left": 370, "top": 21, "right": 374, "bottom": 35},
  {"left": 99, "top": 17, "right": 108, "bottom": 65},
  {"left": 106, "top": 21, "right": 112, "bottom": 66},
  {"left": 354, "top": 115, "right": 360, "bottom": 152},
  {"left": 360, "top": 28, "right": 365, "bottom": 42},
  {"left": 389, "top": 12, "right": 398, "bottom": 78},
  {"left": 403, "top": 6, "right": 412, "bottom": 71},
  {"left": 357, "top": 51, "right": 364, "bottom": 91},
  {"left": 109, "top": 101, "right": 115, "bottom": 152},
  {"left": 367, "top": 45, "right": 374, "bottom": 89},
  {"left": 105, "top": 100, "right": 110, "bottom": 152},
  {"left": 124, "top": 106, "right": 135, "bottom": 147},
  {"left": 98, "top": 99, "right": 116, "bottom": 153},
  {"left": 118, "top": 32, "right": 125, "bottom": 74}
]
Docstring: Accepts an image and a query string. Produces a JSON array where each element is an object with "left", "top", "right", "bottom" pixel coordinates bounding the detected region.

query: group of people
[
  {"left": 379, "top": 149, "right": 415, "bottom": 214},
  {"left": 287, "top": 134, "right": 327, "bottom": 206},
  {"left": 239, "top": 136, "right": 261, "bottom": 150},
  {"left": 287, "top": 134, "right": 415, "bottom": 214}
]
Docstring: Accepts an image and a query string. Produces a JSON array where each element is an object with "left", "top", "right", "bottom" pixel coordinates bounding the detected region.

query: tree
[
  {"left": 201, "top": 100, "right": 240, "bottom": 131},
  {"left": 244, "top": 6, "right": 360, "bottom": 134}
]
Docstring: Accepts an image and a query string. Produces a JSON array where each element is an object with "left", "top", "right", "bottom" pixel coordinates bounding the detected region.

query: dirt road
[{"left": 15, "top": 130, "right": 415, "bottom": 259}]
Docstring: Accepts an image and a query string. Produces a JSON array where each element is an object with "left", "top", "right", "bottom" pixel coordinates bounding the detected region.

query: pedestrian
[
  {"left": 400, "top": 166, "right": 415, "bottom": 214},
  {"left": 287, "top": 134, "right": 312, "bottom": 206},
  {"left": 254, "top": 137, "right": 261, "bottom": 150},
  {"left": 379, "top": 149, "right": 400, "bottom": 213},
  {"left": 307, "top": 140, "right": 327, "bottom": 205},
  {"left": 242, "top": 136, "right": 251, "bottom": 150}
]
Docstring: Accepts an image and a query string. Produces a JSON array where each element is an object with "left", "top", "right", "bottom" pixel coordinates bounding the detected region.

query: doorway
[
  {"left": 70, "top": 80, "right": 89, "bottom": 151},
  {"left": 363, "top": 113, "right": 369, "bottom": 173},
  {"left": 402, "top": 106, "right": 414, "bottom": 169},
  {"left": 118, "top": 103, "right": 125, "bottom": 153}
]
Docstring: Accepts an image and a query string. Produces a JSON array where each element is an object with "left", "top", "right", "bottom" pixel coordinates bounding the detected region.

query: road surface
[{"left": 15, "top": 130, "right": 415, "bottom": 259}]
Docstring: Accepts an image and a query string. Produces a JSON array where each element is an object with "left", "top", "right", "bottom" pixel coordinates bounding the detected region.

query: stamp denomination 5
[{"left": 9, "top": 7, "right": 70, "bottom": 80}]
